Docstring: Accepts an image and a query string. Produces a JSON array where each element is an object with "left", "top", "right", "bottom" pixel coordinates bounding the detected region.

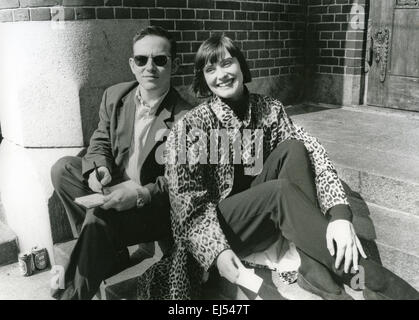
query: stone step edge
[
  {"left": 295, "top": 102, "right": 419, "bottom": 121},
  {"left": 375, "top": 241, "right": 419, "bottom": 291},
  {"left": 375, "top": 239, "right": 419, "bottom": 260},
  {"left": 0, "top": 239, "right": 19, "bottom": 266},
  {"left": 52, "top": 199, "right": 418, "bottom": 260},
  {"left": 348, "top": 198, "right": 419, "bottom": 291},
  {"left": 349, "top": 196, "right": 419, "bottom": 255},
  {"left": 53, "top": 240, "right": 157, "bottom": 258},
  {"left": 327, "top": 139, "right": 419, "bottom": 186},
  {"left": 349, "top": 196, "right": 418, "bottom": 220},
  {"left": 335, "top": 163, "right": 419, "bottom": 216},
  {"left": 0, "top": 221, "right": 19, "bottom": 266}
]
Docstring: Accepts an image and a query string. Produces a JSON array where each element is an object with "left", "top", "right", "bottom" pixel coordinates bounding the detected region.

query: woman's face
[{"left": 203, "top": 49, "right": 244, "bottom": 101}]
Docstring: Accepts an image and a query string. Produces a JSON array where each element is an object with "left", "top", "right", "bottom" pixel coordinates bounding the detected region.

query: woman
[{"left": 137, "top": 34, "right": 419, "bottom": 300}]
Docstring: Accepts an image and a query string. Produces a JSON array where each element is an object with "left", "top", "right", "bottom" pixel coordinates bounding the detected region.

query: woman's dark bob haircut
[{"left": 193, "top": 34, "right": 252, "bottom": 97}]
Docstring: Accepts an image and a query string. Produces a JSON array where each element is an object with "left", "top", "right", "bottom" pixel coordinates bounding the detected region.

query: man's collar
[
  {"left": 116, "top": 85, "right": 180, "bottom": 165},
  {"left": 135, "top": 86, "right": 170, "bottom": 115},
  {"left": 120, "top": 83, "right": 179, "bottom": 122}
]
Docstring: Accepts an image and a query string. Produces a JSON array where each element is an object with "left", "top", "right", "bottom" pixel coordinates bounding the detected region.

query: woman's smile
[
  {"left": 216, "top": 78, "right": 234, "bottom": 88},
  {"left": 204, "top": 49, "right": 244, "bottom": 101}
]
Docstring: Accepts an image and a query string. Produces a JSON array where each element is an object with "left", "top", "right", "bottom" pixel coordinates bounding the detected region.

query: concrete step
[
  {"left": 55, "top": 234, "right": 410, "bottom": 300},
  {"left": 350, "top": 196, "right": 419, "bottom": 255},
  {"left": 290, "top": 104, "right": 419, "bottom": 216},
  {"left": 100, "top": 242, "right": 161, "bottom": 300},
  {"left": 290, "top": 104, "right": 419, "bottom": 291},
  {"left": 103, "top": 248, "right": 364, "bottom": 300},
  {"left": 349, "top": 197, "right": 419, "bottom": 290},
  {"left": 53, "top": 239, "right": 160, "bottom": 299},
  {"left": 53, "top": 199, "right": 419, "bottom": 299},
  {"left": 53, "top": 239, "right": 158, "bottom": 269},
  {"left": 103, "top": 270, "right": 366, "bottom": 300},
  {"left": 0, "top": 221, "right": 18, "bottom": 267},
  {"left": 104, "top": 264, "right": 330, "bottom": 300}
]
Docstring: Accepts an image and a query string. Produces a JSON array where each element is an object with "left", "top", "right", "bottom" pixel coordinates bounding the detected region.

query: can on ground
[
  {"left": 31, "top": 246, "right": 49, "bottom": 271},
  {"left": 18, "top": 253, "right": 34, "bottom": 277}
]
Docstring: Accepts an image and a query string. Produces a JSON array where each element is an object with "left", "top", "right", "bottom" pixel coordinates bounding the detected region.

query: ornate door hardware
[
  {"left": 396, "top": 0, "right": 418, "bottom": 7},
  {"left": 365, "top": 23, "right": 390, "bottom": 82}
]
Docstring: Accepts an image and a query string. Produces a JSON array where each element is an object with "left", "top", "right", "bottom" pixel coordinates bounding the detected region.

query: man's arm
[
  {"left": 82, "top": 88, "right": 114, "bottom": 178},
  {"left": 143, "top": 176, "right": 169, "bottom": 207}
]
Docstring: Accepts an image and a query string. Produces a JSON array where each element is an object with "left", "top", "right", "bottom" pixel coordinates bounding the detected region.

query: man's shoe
[{"left": 297, "top": 272, "right": 353, "bottom": 300}]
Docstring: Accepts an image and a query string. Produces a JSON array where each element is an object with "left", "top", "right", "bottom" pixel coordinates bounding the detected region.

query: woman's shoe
[
  {"left": 362, "top": 287, "right": 391, "bottom": 300},
  {"left": 359, "top": 258, "right": 419, "bottom": 300},
  {"left": 297, "top": 248, "right": 353, "bottom": 300}
]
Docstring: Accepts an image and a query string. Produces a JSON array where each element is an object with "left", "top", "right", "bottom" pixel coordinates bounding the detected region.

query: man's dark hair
[
  {"left": 193, "top": 34, "right": 252, "bottom": 97},
  {"left": 133, "top": 26, "right": 177, "bottom": 58}
]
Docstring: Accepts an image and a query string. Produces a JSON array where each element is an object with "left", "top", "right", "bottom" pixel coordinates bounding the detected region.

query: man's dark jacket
[{"left": 82, "top": 80, "right": 192, "bottom": 206}]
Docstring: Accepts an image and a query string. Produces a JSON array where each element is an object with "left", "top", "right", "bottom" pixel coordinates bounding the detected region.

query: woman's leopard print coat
[{"left": 137, "top": 92, "right": 349, "bottom": 300}]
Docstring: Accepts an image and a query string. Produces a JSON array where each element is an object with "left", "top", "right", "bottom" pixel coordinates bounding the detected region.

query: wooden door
[{"left": 366, "top": 0, "right": 419, "bottom": 111}]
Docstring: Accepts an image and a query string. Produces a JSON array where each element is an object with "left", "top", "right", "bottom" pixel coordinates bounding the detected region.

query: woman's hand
[
  {"left": 216, "top": 249, "right": 245, "bottom": 284},
  {"left": 326, "top": 220, "right": 367, "bottom": 273}
]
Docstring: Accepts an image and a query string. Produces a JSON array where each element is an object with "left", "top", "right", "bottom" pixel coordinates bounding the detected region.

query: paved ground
[
  {"left": 0, "top": 263, "right": 53, "bottom": 300},
  {"left": 0, "top": 260, "right": 364, "bottom": 300}
]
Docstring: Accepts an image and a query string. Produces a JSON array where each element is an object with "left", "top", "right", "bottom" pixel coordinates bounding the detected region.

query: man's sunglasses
[{"left": 133, "top": 55, "right": 170, "bottom": 67}]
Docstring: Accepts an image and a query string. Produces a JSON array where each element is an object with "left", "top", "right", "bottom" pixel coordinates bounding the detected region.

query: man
[{"left": 50, "top": 26, "right": 192, "bottom": 300}]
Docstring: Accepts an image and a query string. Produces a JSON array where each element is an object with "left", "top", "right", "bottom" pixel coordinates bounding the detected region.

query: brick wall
[
  {"left": 0, "top": 0, "right": 307, "bottom": 90},
  {"left": 306, "top": 0, "right": 368, "bottom": 76}
]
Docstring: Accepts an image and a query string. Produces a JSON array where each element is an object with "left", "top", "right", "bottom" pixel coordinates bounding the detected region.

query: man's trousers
[{"left": 50, "top": 156, "right": 171, "bottom": 300}]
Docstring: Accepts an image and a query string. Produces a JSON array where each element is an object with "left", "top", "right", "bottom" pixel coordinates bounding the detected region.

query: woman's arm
[
  {"left": 271, "top": 99, "right": 366, "bottom": 272},
  {"left": 272, "top": 99, "right": 350, "bottom": 218},
  {"left": 165, "top": 119, "right": 230, "bottom": 271}
]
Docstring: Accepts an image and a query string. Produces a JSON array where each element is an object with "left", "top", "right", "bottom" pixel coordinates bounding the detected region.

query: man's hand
[
  {"left": 326, "top": 219, "right": 367, "bottom": 273},
  {"left": 135, "top": 186, "right": 151, "bottom": 208},
  {"left": 88, "top": 166, "right": 111, "bottom": 193},
  {"left": 216, "top": 249, "right": 245, "bottom": 284},
  {"left": 101, "top": 186, "right": 137, "bottom": 211}
]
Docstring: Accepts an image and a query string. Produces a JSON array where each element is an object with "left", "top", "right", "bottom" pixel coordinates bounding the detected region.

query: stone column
[{"left": 0, "top": 8, "right": 147, "bottom": 264}]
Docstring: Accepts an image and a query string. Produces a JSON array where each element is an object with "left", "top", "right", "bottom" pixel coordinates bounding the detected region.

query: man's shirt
[{"left": 124, "top": 86, "right": 169, "bottom": 185}]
